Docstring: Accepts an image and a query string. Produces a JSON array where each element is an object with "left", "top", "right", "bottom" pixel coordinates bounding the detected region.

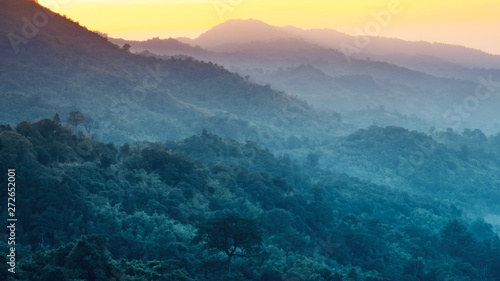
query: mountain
[
  {"left": 110, "top": 19, "right": 500, "bottom": 134},
  {"left": 0, "top": 0, "right": 345, "bottom": 145},
  {"left": 194, "top": 18, "right": 295, "bottom": 49},
  {"left": 4, "top": 117, "right": 500, "bottom": 280},
  {"left": 195, "top": 19, "right": 500, "bottom": 69},
  {"left": 114, "top": 33, "right": 500, "bottom": 133},
  {"left": 110, "top": 36, "right": 213, "bottom": 59},
  {"left": 3, "top": 2, "right": 500, "bottom": 280},
  {"left": 188, "top": 19, "right": 500, "bottom": 84}
]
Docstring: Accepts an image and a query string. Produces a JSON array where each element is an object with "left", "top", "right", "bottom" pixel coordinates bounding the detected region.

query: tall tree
[
  {"left": 441, "top": 220, "right": 475, "bottom": 258},
  {"left": 53, "top": 113, "right": 61, "bottom": 125},
  {"left": 194, "top": 214, "right": 262, "bottom": 275},
  {"left": 66, "top": 111, "right": 86, "bottom": 136}
]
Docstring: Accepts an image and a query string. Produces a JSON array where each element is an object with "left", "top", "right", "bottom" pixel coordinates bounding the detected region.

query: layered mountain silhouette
[
  {"left": 2, "top": 1, "right": 499, "bottom": 140},
  {"left": 3, "top": 3, "right": 500, "bottom": 279},
  {"left": 191, "top": 19, "right": 500, "bottom": 69},
  {"left": 111, "top": 19, "right": 500, "bottom": 133},
  {"left": 0, "top": 0, "right": 344, "bottom": 145}
]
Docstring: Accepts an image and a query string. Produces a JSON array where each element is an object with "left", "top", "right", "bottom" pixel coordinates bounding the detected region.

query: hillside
[
  {"left": 112, "top": 20, "right": 500, "bottom": 134},
  {"left": 196, "top": 19, "right": 500, "bottom": 69},
  {"left": 110, "top": 37, "right": 213, "bottom": 59},
  {"left": 0, "top": 0, "right": 344, "bottom": 145},
  {"left": 2, "top": 118, "right": 500, "bottom": 280},
  {"left": 2, "top": 2, "right": 500, "bottom": 281}
]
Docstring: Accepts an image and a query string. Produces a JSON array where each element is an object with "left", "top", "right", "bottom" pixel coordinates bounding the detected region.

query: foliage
[
  {"left": 66, "top": 110, "right": 86, "bottom": 135},
  {"left": 1, "top": 118, "right": 500, "bottom": 281},
  {"left": 194, "top": 214, "right": 263, "bottom": 274}
]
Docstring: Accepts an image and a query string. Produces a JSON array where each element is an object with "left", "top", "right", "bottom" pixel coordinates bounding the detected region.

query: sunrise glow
[{"left": 38, "top": 0, "right": 500, "bottom": 54}]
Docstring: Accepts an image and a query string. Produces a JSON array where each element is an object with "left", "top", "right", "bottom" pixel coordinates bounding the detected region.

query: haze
[{"left": 38, "top": 0, "right": 500, "bottom": 55}]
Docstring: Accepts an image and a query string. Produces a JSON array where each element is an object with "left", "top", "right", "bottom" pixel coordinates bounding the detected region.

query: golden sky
[{"left": 39, "top": 0, "right": 500, "bottom": 55}]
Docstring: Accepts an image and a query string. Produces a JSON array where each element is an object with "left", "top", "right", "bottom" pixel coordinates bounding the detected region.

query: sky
[{"left": 38, "top": 0, "right": 500, "bottom": 55}]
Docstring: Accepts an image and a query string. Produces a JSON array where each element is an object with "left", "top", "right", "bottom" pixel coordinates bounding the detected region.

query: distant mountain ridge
[
  {"left": 0, "top": 0, "right": 344, "bottom": 145},
  {"left": 109, "top": 20, "right": 500, "bottom": 134},
  {"left": 111, "top": 37, "right": 213, "bottom": 59},
  {"left": 192, "top": 19, "right": 500, "bottom": 69}
]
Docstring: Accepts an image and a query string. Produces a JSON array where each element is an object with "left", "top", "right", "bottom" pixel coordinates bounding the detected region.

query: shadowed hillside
[
  {"left": 0, "top": 0, "right": 344, "bottom": 145},
  {"left": 111, "top": 20, "right": 500, "bottom": 134}
]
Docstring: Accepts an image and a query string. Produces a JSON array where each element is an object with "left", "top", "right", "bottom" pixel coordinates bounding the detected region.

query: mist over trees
[
  {"left": 1, "top": 117, "right": 500, "bottom": 280},
  {"left": 1, "top": 1, "right": 500, "bottom": 280}
]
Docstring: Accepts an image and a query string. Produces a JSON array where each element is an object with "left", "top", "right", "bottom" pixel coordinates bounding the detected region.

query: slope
[
  {"left": 0, "top": 0, "right": 344, "bottom": 145},
  {"left": 113, "top": 20, "right": 500, "bottom": 133}
]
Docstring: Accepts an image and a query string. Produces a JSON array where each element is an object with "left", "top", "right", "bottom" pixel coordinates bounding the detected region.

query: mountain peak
[
  {"left": 208, "top": 18, "right": 276, "bottom": 30},
  {"left": 194, "top": 18, "right": 297, "bottom": 49},
  {"left": 222, "top": 18, "right": 269, "bottom": 25}
]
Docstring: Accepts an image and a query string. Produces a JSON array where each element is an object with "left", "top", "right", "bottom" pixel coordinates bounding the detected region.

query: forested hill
[
  {"left": 0, "top": 0, "right": 344, "bottom": 145},
  {"left": 2, "top": 1, "right": 500, "bottom": 281},
  {"left": 1, "top": 118, "right": 500, "bottom": 280},
  {"left": 113, "top": 20, "right": 500, "bottom": 134}
]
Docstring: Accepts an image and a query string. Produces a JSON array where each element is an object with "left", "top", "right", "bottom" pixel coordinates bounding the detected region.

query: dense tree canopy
[
  {"left": 194, "top": 214, "right": 263, "bottom": 275},
  {"left": 1, "top": 118, "right": 499, "bottom": 280}
]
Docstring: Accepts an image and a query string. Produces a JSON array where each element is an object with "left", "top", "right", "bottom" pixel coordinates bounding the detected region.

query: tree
[
  {"left": 307, "top": 152, "right": 320, "bottom": 167},
  {"left": 0, "top": 130, "right": 34, "bottom": 164},
  {"left": 194, "top": 214, "right": 262, "bottom": 274},
  {"left": 53, "top": 113, "right": 61, "bottom": 125},
  {"left": 65, "top": 235, "right": 111, "bottom": 281},
  {"left": 441, "top": 220, "right": 475, "bottom": 258},
  {"left": 66, "top": 111, "right": 86, "bottom": 135},
  {"left": 122, "top": 44, "right": 131, "bottom": 52}
]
